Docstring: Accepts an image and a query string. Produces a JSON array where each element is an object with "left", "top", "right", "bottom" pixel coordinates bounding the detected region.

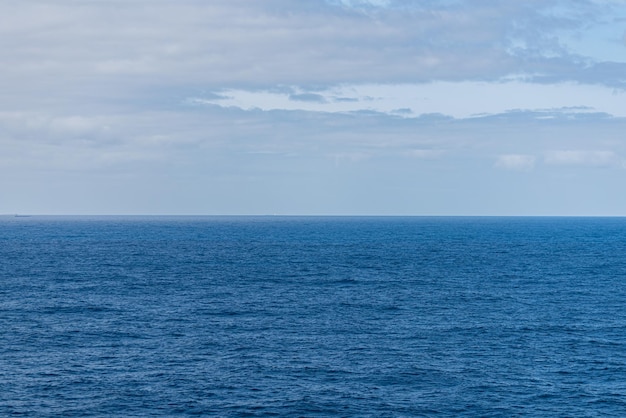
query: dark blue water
[{"left": 2, "top": 216, "right": 626, "bottom": 416}]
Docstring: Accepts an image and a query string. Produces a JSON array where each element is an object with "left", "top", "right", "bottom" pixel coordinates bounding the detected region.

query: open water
[{"left": 2, "top": 216, "right": 626, "bottom": 416}]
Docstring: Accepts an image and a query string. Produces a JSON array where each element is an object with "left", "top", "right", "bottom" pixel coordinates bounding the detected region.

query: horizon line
[{"left": 3, "top": 214, "right": 626, "bottom": 218}]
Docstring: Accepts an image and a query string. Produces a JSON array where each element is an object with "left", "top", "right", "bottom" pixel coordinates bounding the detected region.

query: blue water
[{"left": 2, "top": 216, "right": 626, "bottom": 416}]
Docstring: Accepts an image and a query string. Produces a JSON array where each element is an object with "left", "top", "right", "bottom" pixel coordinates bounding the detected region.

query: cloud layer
[
  {"left": 2, "top": 0, "right": 626, "bottom": 214},
  {"left": 4, "top": 0, "right": 626, "bottom": 94}
]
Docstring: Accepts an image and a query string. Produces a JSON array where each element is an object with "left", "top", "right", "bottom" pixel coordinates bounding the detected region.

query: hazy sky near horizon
[{"left": 2, "top": 0, "right": 626, "bottom": 215}]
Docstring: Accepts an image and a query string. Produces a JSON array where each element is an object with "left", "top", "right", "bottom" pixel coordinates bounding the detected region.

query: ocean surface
[{"left": 2, "top": 216, "right": 626, "bottom": 416}]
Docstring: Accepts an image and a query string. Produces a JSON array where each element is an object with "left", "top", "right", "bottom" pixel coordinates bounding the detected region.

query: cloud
[
  {"left": 199, "top": 92, "right": 231, "bottom": 101},
  {"left": 333, "top": 96, "right": 360, "bottom": 103},
  {"left": 4, "top": 102, "right": 626, "bottom": 214},
  {"left": 4, "top": 0, "right": 626, "bottom": 215},
  {"left": 495, "top": 154, "right": 536, "bottom": 171},
  {"left": 544, "top": 150, "right": 623, "bottom": 167},
  {"left": 406, "top": 149, "right": 445, "bottom": 159},
  {"left": 289, "top": 93, "right": 327, "bottom": 103},
  {"left": 2, "top": 0, "right": 624, "bottom": 102}
]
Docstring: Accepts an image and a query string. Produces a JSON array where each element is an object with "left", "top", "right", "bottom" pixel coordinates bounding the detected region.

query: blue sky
[{"left": 2, "top": 0, "right": 626, "bottom": 215}]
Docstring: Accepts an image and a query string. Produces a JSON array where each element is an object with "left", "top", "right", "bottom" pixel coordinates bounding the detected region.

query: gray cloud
[
  {"left": 3, "top": 101, "right": 626, "bottom": 214},
  {"left": 2, "top": 0, "right": 622, "bottom": 109},
  {"left": 289, "top": 93, "right": 327, "bottom": 103},
  {"left": 333, "top": 97, "right": 360, "bottom": 102}
]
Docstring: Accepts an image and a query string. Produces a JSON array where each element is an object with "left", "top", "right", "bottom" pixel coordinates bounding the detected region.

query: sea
[{"left": 2, "top": 216, "right": 626, "bottom": 417}]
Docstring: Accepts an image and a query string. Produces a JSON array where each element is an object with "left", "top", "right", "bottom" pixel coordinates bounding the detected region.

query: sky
[{"left": 2, "top": 0, "right": 626, "bottom": 215}]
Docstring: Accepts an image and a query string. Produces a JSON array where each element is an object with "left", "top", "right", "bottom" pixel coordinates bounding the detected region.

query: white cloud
[
  {"left": 544, "top": 150, "right": 623, "bottom": 167},
  {"left": 495, "top": 154, "right": 536, "bottom": 171},
  {"left": 406, "top": 149, "right": 445, "bottom": 159}
]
